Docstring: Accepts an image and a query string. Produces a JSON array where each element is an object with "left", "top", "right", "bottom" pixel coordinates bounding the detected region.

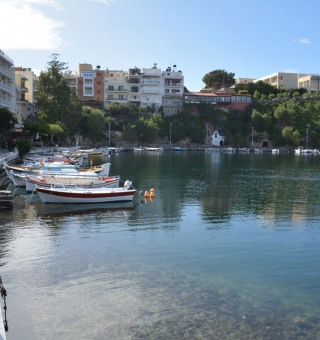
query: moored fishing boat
[
  {"left": 36, "top": 180, "right": 136, "bottom": 204},
  {"left": 5, "top": 163, "right": 111, "bottom": 186},
  {"left": 26, "top": 175, "right": 120, "bottom": 192}
]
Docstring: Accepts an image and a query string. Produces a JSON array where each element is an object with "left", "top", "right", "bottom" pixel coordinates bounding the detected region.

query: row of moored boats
[{"left": 4, "top": 152, "right": 137, "bottom": 204}]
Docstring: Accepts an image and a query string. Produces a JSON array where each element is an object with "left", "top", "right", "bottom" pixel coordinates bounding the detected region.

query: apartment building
[
  {"left": 104, "top": 69, "right": 128, "bottom": 107},
  {"left": 0, "top": 49, "right": 16, "bottom": 113},
  {"left": 14, "top": 67, "right": 38, "bottom": 123},
  {"left": 128, "top": 67, "right": 141, "bottom": 106},
  {"left": 298, "top": 74, "right": 320, "bottom": 93},
  {"left": 77, "top": 64, "right": 104, "bottom": 109},
  {"left": 140, "top": 64, "right": 162, "bottom": 109},
  {"left": 162, "top": 65, "right": 184, "bottom": 116},
  {"left": 254, "top": 72, "right": 300, "bottom": 90},
  {"left": 65, "top": 73, "right": 78, "bottom": 94}
]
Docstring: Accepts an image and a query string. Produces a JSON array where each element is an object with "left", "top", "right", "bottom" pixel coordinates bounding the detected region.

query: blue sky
[{"left": 1, "top": 0, "right": 319, "bottom": 91}]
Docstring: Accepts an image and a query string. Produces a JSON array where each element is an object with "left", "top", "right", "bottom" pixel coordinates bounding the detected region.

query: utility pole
[{"left": 108, "top": 122, "right": 111, "bottom": 145}]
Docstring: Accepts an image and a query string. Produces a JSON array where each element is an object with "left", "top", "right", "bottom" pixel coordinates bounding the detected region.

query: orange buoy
[{"left": 144, "top": 190, "right": 150, "bottom": 198}]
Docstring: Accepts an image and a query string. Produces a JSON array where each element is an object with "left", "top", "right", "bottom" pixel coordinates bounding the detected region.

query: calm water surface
[{"left": 1, "top": 152, "right": 320, "bottom": 339}]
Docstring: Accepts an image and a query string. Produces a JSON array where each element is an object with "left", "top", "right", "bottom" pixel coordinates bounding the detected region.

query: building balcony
[
  {"left": 140, "top": 80, "right": 160, "bottom": 84},
  {"left": 0, "top": 98, "right": 14, "bottom": 109},
  {"left": 0, "top": 82, "right": 14, "bottom": 94},
  {"left": 0, "top": 65, "right": 15, "bottom": 78},
  {"left": 129, "top": 79, "right": 140, "bottom": 84},
  {"left": 106, "top": 88, "right": 128, "bottom": 92},
  {"left": 164, "top": 83, "right": 182, "bottom": 87}
]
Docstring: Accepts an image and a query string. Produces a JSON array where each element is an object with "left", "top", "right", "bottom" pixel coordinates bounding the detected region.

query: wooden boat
[
  {"left": 26, "top": 175, "right": 120, "bottom": 192},
  {"left": 5, "top": 163, "right": 111, "bottom": 187},
  {"left": 36, "top": 180, "right": 136, "bottom": 204},
  {"left": 172, "top": 147, "right": 187, "bottom": 152},
  {"left": 145, "top": 147, "right": 164, "bottom": 152}
]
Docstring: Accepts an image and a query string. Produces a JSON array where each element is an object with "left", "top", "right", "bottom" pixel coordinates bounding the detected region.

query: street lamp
[
  {"left": 108, "top": 122, "right": 111, "bottom": 145},
  {"left": 170, "top": 122, "right": 172, "bottom": 145}
]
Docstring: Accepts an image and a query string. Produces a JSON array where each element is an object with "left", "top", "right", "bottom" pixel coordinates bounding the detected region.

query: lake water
[{"left": 1, "top": 151, "right": 320, "bottom": 339}]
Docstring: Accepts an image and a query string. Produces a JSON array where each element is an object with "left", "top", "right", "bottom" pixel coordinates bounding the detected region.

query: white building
[
  {"left": 0, "top": 49, "right": 16, "bottom": 113},
  {"left": 162, "top": 65, "right": 184, "bottom": 116},
  {"left": 211, "top": 130, "right": 224, "bottom": 146},
  {"left": 298, "top": 74, "right": 320, "bottom": 93},
  {"left": 104, "top": 69, "right": 128, "bottom": 107},
  {"left": 14, "top": 67, "right": 38, "bottom": 124},
  {"left": 254, "top": 72, "right": 301, "bottom": 90},
  {"left": 140, "top": 64, "right": 162, "bottom": 109}
]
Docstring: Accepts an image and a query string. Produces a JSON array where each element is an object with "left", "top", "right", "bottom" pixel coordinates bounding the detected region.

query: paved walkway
[{"left": 0, "top": 149, "right": 18, "bottom": 167}]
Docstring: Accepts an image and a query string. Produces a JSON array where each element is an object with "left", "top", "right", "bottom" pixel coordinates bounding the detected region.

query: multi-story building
[
  {"left": 65, "top": 73, "right": 78, "bottom": 94},
  {"left": 74, "top": 63, "right": 185, "bottom": 115},
  {"left": 77, "top": 64, "right": 104, "bottom": 109},
  {"left": 298, "top": 74, "right": 320, "bottom": 93},
  {"left": 235, "top": 77, "right": 256, "bottom": 84},
  {"left": 140, "top": 64, "right": 162, "bottom": 109},
  {"left": 104, "top": 69, "right": 128, "bottom": 107},
  {"left": 14, "top": 67, "right": 37, "bottom": 123},
  {"left": 128, "top": 67, "right": 141, "bottom": 106},
  {"left": 254, "top": 72, "right": 305, "bottom": 91},
  {"left": 0, "top": 49, "right": 16, "bottom": 113},
  {"left": 254, "top": 72, "right": 320, "bottom": 92},
  {"left": 162, "top": 65, "right": 184, "bottom": 116}
]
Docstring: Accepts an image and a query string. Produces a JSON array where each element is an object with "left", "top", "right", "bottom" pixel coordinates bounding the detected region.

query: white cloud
[
  {"left": 0, "top": 2, "right": 64, "bottom": 50},
  {"left": 299, "top": 38, "right": 311, "bottom": 45}
]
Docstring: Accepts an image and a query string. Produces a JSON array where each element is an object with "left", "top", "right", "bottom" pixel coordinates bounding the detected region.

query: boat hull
[
  {"left": 26, "top": 176, "right": 119, "bottom": 192},
  {"left": 36, "top": 187, "right": 136, "bottom": 204}
]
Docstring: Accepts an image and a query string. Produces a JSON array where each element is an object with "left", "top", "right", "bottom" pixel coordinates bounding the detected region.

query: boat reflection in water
[{"left": 37, "top": 200, "right": 136, "bottom": 217}]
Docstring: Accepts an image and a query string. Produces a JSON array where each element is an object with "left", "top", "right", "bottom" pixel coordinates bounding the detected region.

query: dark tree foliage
[
  {"left": 36, "top": 54, "right": 82, "bottom": 135},
  {"left": 0, "top": 108, "right": 17, "bottom": 135},
  {"left": 202, "top": 69, "right": 235, "bottom": 90},
  {"left": 234, "top": 81, "right": 278, "bottom": 96}
]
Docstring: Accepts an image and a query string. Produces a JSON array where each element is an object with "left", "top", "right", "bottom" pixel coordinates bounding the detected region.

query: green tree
[
  {"left": 122, "top": 123, "right": 137, "bottom": 142},
  {"left": 22, "top": 119, "right": 49, "bottom": 141},
  {"left": 36, "top": 54, "right": 82, "bottom": 136},
  {"left": 202, "top": 69, "right": 235, "bottom": 90},
  {"left": 136, "top": 116, "right": 160, "bottom": 143},
  {"left": 48, "top": 124, "right": 64, "bottom": 144},
  {"left": 171, "top": 120, "right": 187, "bottom": 143},
  {"left": 0, "top": 108, "right": 17, "bottom": 136},
  {"left": 16, "top": 138, "right": 32, "bottom": 160},
  {"left": 80, "top": 106, "right": 106, "bottom": 142}
]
